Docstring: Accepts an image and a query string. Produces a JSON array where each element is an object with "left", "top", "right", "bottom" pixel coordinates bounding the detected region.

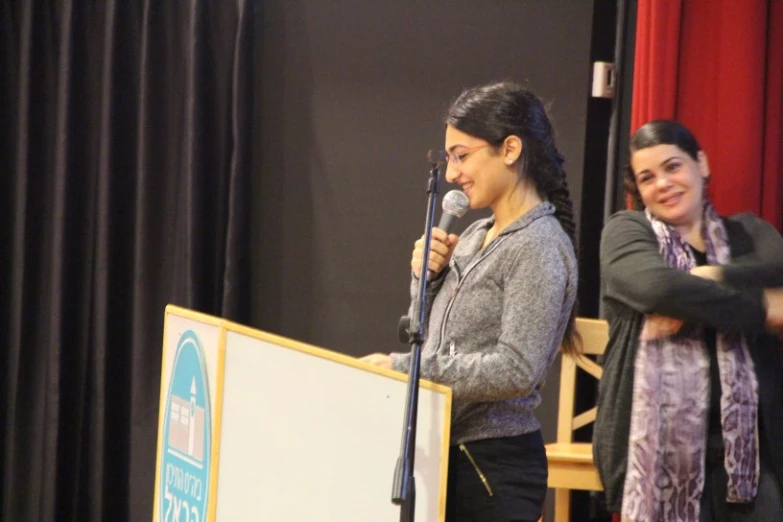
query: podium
[{"left": 152, "top": 305, "right": 452, "bottom": 522}]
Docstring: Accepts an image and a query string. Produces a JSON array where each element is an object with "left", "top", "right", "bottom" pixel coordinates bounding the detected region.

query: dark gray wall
[
  {"left": 252, "top": 0, "right": 593, "bottom": 347},
  {"left": 251, "top": 2, "right": 596, "bottom": 518}
]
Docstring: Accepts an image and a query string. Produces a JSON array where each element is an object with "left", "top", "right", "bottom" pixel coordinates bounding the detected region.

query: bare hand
[
  {"left": 640, "top": 314, "right": 685, "bottom": 341},
  {"left": 411, "top": 227, "right": 459, "bottom": 278},
  {"left": 359, "top": 353, "right": 393, "bottom": 370},
  {"left": 690, "top": 265, "right": 722, "bottom": 281},
  {"left": 764, "top": 288, "right": 783, "bottom": 329}
]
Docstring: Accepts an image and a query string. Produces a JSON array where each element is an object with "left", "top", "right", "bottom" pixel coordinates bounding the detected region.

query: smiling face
[
  {"left": 630, "top": 143, "right": 710, "bottom": 227},
  {"left": 443, "top": 125, "right": 521, "bottom": 211}
]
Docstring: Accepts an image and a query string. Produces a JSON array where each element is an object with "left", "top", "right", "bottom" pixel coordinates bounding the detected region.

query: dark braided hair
[{"left": 445, "top": 81, "right": 581, "bottom": 357}]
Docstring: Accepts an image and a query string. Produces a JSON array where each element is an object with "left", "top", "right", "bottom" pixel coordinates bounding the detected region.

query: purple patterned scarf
[{"left": 621, "top": 203, "right": 759, "bottom": 522}]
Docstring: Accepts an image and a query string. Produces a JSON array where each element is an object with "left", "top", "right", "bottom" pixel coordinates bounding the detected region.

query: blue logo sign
[{"left": 160, "top": 330, "right": 212, "bottom": 522}]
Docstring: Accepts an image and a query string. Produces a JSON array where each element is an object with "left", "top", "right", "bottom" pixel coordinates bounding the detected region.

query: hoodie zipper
[
  {"left": 459, "top": 444, "right": 494, "bottom": 496},
  {"left": 437, "top": 235, "right": 509, "bottom": 352}
]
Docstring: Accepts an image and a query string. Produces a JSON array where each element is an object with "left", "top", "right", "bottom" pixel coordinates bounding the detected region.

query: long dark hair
[
  {"left": 445, "top": 81, "right": 581, "bottom": 357},
  {"left": 625, "top": 119, "right": 703, "bottom": 210}
]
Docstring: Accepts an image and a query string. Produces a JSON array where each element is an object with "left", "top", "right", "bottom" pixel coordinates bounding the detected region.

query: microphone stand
[{"left": 391, "top": 162, "right": 441, "bottom": 522}]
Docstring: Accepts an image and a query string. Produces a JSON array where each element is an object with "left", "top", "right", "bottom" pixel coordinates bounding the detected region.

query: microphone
[
  {"left": 399, "top": 191, "right": 469, "bottom": 344},
  {"left": 424, "top": 190, "right": 469, "bottom": 280},
  {"left": 437, "top": 190, "right": 469, "bottom": 233}
]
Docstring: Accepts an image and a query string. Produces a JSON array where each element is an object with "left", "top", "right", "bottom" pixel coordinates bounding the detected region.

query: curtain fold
[
  {"left": 630, "top": 0, "right": 682, "bottom": 126},
  {"left": 677, "top": 0, "right": 769, "bottom": 225},
  {"left": 0, "top": 1, "right": 255, "bottom": 521},
  {"left": 761, "top": 0, "right": 783, "bottom": 231}
]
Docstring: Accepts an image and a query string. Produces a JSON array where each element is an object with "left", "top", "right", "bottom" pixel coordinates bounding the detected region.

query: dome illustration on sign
[
  {"left": 160, "top": 330, "right": 212, "bottom": 521},
  {"left": 167, "top": 376, "right": 206, "bottom": 465}
]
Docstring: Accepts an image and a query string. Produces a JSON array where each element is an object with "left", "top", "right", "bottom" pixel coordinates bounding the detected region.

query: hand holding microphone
[
  {"left": 411, "top": 229, "right": 458, "bottom": 279},
  {"left": 411, "top": 190, "right": 469, "bottom": 279}
]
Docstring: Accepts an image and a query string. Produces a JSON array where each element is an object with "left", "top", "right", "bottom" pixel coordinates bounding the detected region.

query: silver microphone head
[{"left": 442, "top": 190, "right": 469, "bottom": 218}]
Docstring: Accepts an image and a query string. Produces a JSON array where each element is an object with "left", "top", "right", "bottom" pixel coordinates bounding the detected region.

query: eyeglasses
[{"left": 441, "top": 144, "right": 491, "bottom": 165}]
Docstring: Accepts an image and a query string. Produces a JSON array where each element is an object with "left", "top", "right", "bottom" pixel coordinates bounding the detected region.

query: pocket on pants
[
  {"left": 459, "top": 443, "right": 494, "bottom": 496},
  {"left": 448, "top": 433, "right": 547, "bottom": 522}
]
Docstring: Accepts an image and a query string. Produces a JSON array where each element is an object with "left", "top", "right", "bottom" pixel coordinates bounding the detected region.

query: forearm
[
  {"left": 390, "top": 343, "right": 551, "bottom": 402},
  {"left": 601, "top": 213, "right": 767, "bottom": 331},
  {"left": 722, "top": 261, "right": 783, "bottom": 289},
  {"left": 604, "top": 270, "right": 766, "bottom": 331},
  {"left": 722, "top": 214, "right": 783, "bottom": 289}
]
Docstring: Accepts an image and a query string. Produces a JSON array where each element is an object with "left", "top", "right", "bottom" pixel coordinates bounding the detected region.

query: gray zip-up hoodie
[{"left": 391, "top": 202, "right": 577, "bottom": 445}]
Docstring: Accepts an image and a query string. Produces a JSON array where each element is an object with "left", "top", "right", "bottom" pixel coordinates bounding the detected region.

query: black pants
[
  {"left": 445, "top": 431, "right": 547, "bottom": 522},
  {"left": 699, "top": 443, "right": 783, "bottom": 521}
]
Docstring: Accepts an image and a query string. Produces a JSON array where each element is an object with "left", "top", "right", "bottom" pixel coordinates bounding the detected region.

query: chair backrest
[{"left": 555, "top": 317, "right": 609, "bottom": 444}]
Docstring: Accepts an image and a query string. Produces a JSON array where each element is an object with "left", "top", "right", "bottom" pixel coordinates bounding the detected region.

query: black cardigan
[{"left": 594, "top": 210, "right": 783, "bottom": 512}]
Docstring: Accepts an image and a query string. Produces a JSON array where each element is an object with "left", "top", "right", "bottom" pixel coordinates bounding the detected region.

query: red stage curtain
[
  {"left": 629, "top": 0, "right": 782, "bottom": 231},
  {"left": 630, "top": 0, "right": 682, "bottom": 124}
]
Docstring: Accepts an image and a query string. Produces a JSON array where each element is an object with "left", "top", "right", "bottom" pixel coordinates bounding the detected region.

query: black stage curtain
[{"left": 0, "top": 1, "right": 256, "bottom": 520}]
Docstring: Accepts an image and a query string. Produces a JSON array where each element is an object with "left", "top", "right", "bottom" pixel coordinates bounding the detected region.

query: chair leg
[
  {"left": 537, "top": 502, "right": 545, "bottom": 522},
  {"left": 553, "top": 488, "right": 570, "bottom": 522}
]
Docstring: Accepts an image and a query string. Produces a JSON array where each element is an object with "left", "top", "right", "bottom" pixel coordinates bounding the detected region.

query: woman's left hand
[
  {"left": 640, "top": 314, "right": 684, "bottom": 340},
  {"left": 764, "top": 288, "right": 783, "bottom": 329},
  {"left": 690, "top": 265, "right": 722, "bottom": 281},
  {"left": 359, "top": 353, "right": 393, "bottom": 370}
]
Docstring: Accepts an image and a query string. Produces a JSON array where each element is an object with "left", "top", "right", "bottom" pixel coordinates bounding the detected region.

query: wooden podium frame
[{"left": 152, "top": 305, "right": 452, "bottom": 522}]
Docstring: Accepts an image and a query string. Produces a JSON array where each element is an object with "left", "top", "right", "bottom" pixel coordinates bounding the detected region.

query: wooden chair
[{"left": 542, "top": 317, "right": 609, "bottom": 522}]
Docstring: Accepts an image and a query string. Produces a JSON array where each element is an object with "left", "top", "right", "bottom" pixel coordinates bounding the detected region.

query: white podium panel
[{"left": 153, "top": 305, "right": 451, "bottom": 522}]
